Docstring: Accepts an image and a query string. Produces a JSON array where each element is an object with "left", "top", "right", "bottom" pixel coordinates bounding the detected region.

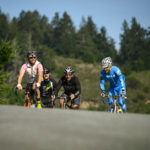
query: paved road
[{"left": 0, "top": 105, "right": 150, "bottom": 150}]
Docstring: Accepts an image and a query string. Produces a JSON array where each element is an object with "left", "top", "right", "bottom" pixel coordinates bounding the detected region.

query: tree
[
  {"left": 40, "top": 15, "right": 53, "bottom": 47},
  {"left": 119, "top": 17, "right": 147, "bottom": 71},
  {"left": 0, "top": 9, "right": 9, "bottom": 42},
  {"left": 51, "top": 12, "right": 76, "bottom": 56},
  {"left": 76, "top": 17, "right": 96, "bottom": 62},
  {"left": 0, "top": 40, "right": 14, "bottom": 102},
  {"left": 95, "top": 26, "right": 116, "bottom": 62}
]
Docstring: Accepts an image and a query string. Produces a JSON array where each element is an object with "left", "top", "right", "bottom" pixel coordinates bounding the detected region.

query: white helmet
[
  {"left": 64, "top": 66, "right": 74, "bottom": 74},
  {"left": 101, "top": 57, "right": 112, "bottom": 69}
]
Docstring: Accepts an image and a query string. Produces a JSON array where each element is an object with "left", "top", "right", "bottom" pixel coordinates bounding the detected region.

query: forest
[{"left": 0, "top": 9, "right": 150, "bottom": 113}]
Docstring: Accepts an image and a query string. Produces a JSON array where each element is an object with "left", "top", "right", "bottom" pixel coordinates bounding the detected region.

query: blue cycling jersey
[{"left": 100, "top": 66, "right": 125, "bottom": 91}]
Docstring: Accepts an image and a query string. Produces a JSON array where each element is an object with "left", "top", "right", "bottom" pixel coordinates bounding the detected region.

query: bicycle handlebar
[
  {"left": 14, "top": 87, "right": 26, "bottom": 95},
  {"left": 101, "top": 94, "right": 127, "bottom": 98},
  {"left": 101, "top": 94, "right": 127, "bottom": 104}
]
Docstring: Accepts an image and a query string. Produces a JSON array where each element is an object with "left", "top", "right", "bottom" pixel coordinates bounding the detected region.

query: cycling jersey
[
  {"left": 40, "top": 78, "right": 57, "bottom": 98},
  {"left": 55, "top": 75, "right": 81, "bottom": 97},
  {"left": 20, "top": 60, "right": 43, "bottom": 83},
  {"left": 100, "top": 66, "right": 127, "bottom": 111},
  {"left": 100, "top": 66, "right": 125, "bottom": 91}
]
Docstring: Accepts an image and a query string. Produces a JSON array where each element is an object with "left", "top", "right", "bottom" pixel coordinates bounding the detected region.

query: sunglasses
[
  {"left": 44, "top": 72, "right": 50, "bottom": 74},
  {"left": 65, "top": 74, "right": 72, "bottom": 76},
  {"left": 28, "top": 57, "right": 36, "bottom": 59}
]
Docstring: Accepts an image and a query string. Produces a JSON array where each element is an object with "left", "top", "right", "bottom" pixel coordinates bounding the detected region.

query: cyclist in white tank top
[
  {"left": 16, "top": 51, "right": 43, "bottom": 108},
  {"left": 20, "top": 60, "right": 43, "bottom": 83}
]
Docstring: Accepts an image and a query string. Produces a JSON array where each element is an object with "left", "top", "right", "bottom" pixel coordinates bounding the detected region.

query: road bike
[
  {"left": 41, "top": 97, "right": 55, "bottom": 108},
  {"left": 56, "top": 96, "right": 73, "bottom": 109},
  {"left": 15, "top": 87, "right": 36, "bottom": 108},
  {"left": 101, "top": 94, "right": 127, "bottom": 113}
]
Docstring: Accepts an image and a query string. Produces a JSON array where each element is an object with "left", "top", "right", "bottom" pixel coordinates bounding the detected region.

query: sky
[{"left": 0, "top": 0, "right": 150, "bottom": 50}]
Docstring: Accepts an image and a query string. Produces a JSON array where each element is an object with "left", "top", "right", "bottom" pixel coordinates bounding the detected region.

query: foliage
[
  {"left": 0, "top": 10, "right": 150, "bottom": 114},
  {"left": 118, "top": 17, "right": 150, "bottom": 71},
  {"left": 0, "top": 9, "right": 9, "bottom": 42},
  {"left": 0, "top": 40, "right": 14, "bottom": 100},
  {"left": 0, "top": 40, "right": 14, "bottom": 68},
  {"left": 39, "top": 45, "right": 56, "bottom": 71},
  {"left": 126, "top": 76, "right": 142, "bottom": 89}
]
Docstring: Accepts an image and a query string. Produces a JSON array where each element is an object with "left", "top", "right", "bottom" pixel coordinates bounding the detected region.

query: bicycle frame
[
  {"left": 57, "top": 96, "right": 72, "bottom": 109},
  {"left": 24, "top": 90, "right": 31, "bottom": 107},
  {"left": 102, "top": 95, "right": 125, "bottom": 113},
  {"left": 64, "top": 98, "right": 72, "bottom": 109},
  {"left": 15, "top": 87, "right": 35, "bottom": 108}
]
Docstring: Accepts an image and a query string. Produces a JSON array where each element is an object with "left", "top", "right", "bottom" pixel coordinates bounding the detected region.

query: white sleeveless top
[{"left": 20, "top": 60, "right": 43, "bottom": 83}]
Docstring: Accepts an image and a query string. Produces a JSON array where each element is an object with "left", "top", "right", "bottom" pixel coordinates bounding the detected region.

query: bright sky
[{"left": 0, "top": 0, "right": 150, "bottom": 50}]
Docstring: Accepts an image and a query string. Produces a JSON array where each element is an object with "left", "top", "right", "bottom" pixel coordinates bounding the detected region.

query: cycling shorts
[{"left": 60, "top": 93, "right": 81, "bottom": 106}]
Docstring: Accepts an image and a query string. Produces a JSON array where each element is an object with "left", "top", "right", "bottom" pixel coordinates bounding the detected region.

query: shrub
[
  {"left": 143, "top": 86, "right": 150, "bottom": 93},
  {"left": 126, "top": 76, "right": 141, "bottom": 89}
]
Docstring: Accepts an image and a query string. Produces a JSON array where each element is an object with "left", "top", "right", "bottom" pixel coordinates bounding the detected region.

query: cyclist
[
  {"left": 54, "top": 66, "right": 81, "bottom": 109},
  {"left": 40, "top": 67, "right": 57, "bottom": 108},
  {"left": 100, "top": 57, "right": 127, "bottom": 112},
  {"left": 16, "top": 51, "right": 43, "bottom": 109}
]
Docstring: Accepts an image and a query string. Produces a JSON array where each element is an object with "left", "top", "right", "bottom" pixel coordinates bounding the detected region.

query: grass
[
  {"left": 52, "top": 56, "right": 150, "bottom": 113},
  {"left": 2, "top": 56, "right": 150, "bottom": 114}
]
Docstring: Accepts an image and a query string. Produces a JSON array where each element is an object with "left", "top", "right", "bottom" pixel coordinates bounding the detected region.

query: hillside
[
  {"left": 52, "top": 56, "right": 150, "bottom": 113},
  {"left": 1, "top": 56, "right": 150, "bottom": 114}
]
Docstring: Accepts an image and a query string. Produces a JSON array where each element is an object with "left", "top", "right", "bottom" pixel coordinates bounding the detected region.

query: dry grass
[{"left": 53, "top": 56, "right": 150, "bottom": 113}]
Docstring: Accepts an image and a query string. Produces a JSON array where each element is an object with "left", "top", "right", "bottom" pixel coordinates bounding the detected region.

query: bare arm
[
  {"left": 37, "top": 71, "right": 43, "bottom": 85},
  {"left": 17, "top": 71, "right": 25, "bottom": 90},
  {"left": 34, "top": 70, "right": 43, "bottom": 99},
  {"left": 17, "top": 71, "right": 24, "bottom": 84}
]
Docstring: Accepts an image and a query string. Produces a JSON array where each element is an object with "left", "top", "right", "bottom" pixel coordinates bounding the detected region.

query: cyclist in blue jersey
[{"left": 100, "top": 57, "right": 127, "bottom": 112}]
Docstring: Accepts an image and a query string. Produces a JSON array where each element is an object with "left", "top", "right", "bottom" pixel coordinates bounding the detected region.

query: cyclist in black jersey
[
  {"left": 40, "top": 67, "right": 57, "bottom": 108},
  {"left": 54, "top": 66, "right": 81, "bottom": 109}
]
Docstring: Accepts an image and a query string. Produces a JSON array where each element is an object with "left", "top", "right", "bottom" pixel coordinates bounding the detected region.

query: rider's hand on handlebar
[
  {"left": 51, "top": 95, "right": 55, "bottom": 101},
  {"left": 17, "top": 84, "right": 23, "bottom": 90},
  {"left": 101, "top": 90, "right": 105, "bottom": 97},
  {"left": 70, "top": 94, "right": 75, "bottom": 100}
]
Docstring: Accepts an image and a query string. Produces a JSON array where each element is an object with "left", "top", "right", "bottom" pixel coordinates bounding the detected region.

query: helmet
[
  {"left": 101, "top": 57, "right": 112, "bottom": 69},
  {"left": 64, "top": 66, "right": 74, "bottom": 74},
  {"left": 43, "top": 67, "right": 50, "bottom": 74},
  {"left": 27, "top": 51, "right": 37, "bottom": 58}
]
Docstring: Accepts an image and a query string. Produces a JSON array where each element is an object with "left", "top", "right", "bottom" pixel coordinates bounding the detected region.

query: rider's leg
[
  {"left": 59, "top": 98, "right": 65, "bottom": 108},
  {"left": 118, "top": 97, "right": 127, "bottom": 111},
  {"left": 108, "top": 97, "right": 113, "bottom": 112},
  {"left": 71, "top": 95, "right": 81, "bottom": 109},
  {"left": 108, "top": 89, "right": 114, "bottom": 112},
  {"left": 72, "top": 104, "right": 79, "bottom": 109},
  {"left": 71, "top": 96, "right": 81, "bottom": 109},
  {"left": 59, "top": 93, "right": 68, "bottom": 109},
  {"left": 36, "top": 87, "right": 42, "bottom": 109},
  {"left": 118, "top": 88, "right": 127, "bottom": 112}
]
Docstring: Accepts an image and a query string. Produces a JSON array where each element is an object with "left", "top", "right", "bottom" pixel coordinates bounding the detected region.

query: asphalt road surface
[{"left": 0, "top": 105, "right": 150, "bottom": 150}]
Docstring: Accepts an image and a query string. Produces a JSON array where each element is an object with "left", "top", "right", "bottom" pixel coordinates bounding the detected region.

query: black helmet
[
  {"left": 27, "top": 51, "right": 37, "bottom": 58},
  {"left": 43, "top": 67, "right": 50, "bottom": 74},
  {"left": 64, "top": 66, "right": 74, "bottom": 74}
]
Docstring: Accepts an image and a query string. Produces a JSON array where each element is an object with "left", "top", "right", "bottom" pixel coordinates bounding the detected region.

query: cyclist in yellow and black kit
[{"left": 40, "top": 67, "right": 57, "bottom": 108}]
